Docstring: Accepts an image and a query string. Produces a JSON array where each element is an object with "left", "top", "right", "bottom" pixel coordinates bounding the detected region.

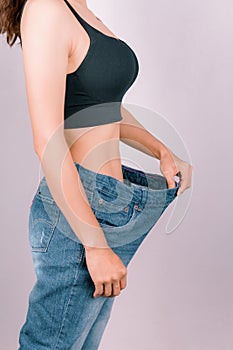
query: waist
[
  {"left": 65, "top": 122, "right": 124, "bottom": 182},
  {"left": 72, "top": 154, "right": 124, "bottom": 183}
]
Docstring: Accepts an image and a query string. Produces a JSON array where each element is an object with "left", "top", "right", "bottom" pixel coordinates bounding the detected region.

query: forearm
[
  {"left": 35, "top": 131, "right": 109, "bottom": 249},
  {"left": 120, "top": 106, "right": 169, "bottom": 160}
]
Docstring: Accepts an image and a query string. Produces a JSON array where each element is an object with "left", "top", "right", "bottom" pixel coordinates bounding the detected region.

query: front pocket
[
  {"left": 90, "top": 185, "right": 140, "bottom": 229},
  {"left": 92, "top": 202, "right": 135, "bottom": 229},
  {"left": 28, "top": 195, "right": 59, "bottom": 252}
]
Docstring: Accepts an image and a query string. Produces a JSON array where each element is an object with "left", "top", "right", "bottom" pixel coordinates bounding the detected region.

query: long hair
[{"left": 0, "top": 0, "right": 25, "bottom": 47}]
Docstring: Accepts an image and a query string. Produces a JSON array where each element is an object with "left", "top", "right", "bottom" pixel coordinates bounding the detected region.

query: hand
[
  {"left": 84, "top": 246, "right": 127, "bottom": 298},
  {"left": 159, "top": 148, "right": 193, "bottom": 196}
]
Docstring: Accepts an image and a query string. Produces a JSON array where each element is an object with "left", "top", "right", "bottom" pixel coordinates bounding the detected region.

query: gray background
[{"left": 0, "top": 0, "right": 232, "bottom": 349}]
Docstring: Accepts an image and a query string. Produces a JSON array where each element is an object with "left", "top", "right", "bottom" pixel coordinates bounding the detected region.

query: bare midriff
[{"left": 64, "top": 121, "right": 124, "bottom": 183}]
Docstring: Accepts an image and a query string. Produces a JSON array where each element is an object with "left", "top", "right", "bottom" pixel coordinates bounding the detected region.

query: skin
[{"left": 20, "top": 0, "right": 193, "bottom": 299}]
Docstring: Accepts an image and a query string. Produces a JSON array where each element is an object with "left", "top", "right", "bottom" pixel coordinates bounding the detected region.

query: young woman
[{"left": 1, "top": 0, "right": 193, "bottom": 348}]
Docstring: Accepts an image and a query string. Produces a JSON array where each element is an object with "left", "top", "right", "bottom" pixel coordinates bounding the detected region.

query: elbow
[
  {"left": 33, "top": 134, "right": 52, "bottom": 159},
  {"left": 33, "top": 139, "right": 47, "bottom": 160}
]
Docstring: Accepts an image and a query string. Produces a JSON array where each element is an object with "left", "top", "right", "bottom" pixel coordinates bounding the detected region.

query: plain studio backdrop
[{"left": 0, "top": 0, "right": 232, "bottom": 349}]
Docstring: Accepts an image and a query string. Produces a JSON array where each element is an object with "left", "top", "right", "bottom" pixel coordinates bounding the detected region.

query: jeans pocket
[
  {"left": 29, "top": 195, "right": 60, "bottom": 252},
  {"left": 92, "top": 202, "right": 135, "bottom": 229}
]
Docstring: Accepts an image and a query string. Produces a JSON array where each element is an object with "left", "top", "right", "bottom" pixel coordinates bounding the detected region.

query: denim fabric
[{"left": 18, "top": 162, "right": 180, "bottom": 350}]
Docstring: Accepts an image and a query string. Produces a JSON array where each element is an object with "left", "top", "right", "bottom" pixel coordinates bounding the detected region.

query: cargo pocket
[{"left": 28, "top": 194, "right": 60, "bottom": 252}]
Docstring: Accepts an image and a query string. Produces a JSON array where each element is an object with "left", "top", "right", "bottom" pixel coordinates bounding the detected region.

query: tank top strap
[{"left": 63, "top": 0, "right": 95, "bottom": 37}]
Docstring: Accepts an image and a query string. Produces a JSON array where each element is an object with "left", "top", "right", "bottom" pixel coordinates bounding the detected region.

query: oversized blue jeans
[{"left": 18, "top": 162, "right": 180, "bottom": 349}]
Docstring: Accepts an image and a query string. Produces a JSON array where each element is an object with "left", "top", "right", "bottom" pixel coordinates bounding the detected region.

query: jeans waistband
[{"left": 36, "top": 161, "right": 180, "bottom": 207}]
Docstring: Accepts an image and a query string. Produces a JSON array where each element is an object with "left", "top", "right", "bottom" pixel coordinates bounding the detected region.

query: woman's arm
[
  {"left": 20, "top": 0, "right": 109, "bottom": 249},
  {"left": 119, "top": 105, "right": 168, "bottom": 159},
  {"left": 20, "top": 0, "right": 129, "bottom": 299},
  {"left": 119, "top": 105, "right": 193, "bottom": 194}
]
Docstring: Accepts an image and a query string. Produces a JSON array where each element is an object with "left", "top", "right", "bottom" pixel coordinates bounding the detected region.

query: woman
[{"left": 1, "top": 0, "right": 193, "bottom": 348}]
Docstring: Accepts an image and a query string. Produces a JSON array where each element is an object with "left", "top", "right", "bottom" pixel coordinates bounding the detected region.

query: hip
[{"left": 29, "top": 161, "right": 181, "bottom": 249}]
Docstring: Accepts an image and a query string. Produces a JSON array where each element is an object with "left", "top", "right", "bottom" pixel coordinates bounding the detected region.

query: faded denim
[{"left": 18, "top": 162, "right": 180, "bottom": 349}]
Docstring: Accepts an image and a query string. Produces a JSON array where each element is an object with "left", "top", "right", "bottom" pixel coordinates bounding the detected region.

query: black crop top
[{"left": 19, "top": 0, "right": 139, "bottom": 129}]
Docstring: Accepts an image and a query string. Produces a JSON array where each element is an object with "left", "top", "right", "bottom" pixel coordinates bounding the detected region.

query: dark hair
[{"left": 0, "top": 0, "right": 26, "bottom": 47}]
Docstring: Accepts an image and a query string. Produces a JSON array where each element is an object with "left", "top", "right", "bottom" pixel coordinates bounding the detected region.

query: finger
[
  {"left": 93, "top": 282, "right": 104, "bottom": 298},
  {"left": 120, "top": 275, "right": 127, "bottom": 290},
  {"left": 112, "top": 281, "right": 121, "bottom": 297},
  {"left": 166, "top": 177, "right": 176, "bottom": 189},
  {"left": 177, "top": 177, "right": 184, "bottom": 196},
  {"left": 103, "top": 282, "right": 112, "bottom": 297},
  {"left": 177, "top": 179, "right": 191, "bottom": 196},
  {"left": 177, "top": 188, "right": 182, "bottom": 196}
]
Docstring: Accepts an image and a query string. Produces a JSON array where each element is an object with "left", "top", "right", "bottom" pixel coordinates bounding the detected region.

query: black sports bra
[{"left": 19, "top": 0, "right": 139, "bottom": 129}]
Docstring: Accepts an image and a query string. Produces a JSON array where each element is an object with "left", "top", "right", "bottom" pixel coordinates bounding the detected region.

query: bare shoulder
[
  {"left": 20, "top": 0, "right": 72, "bottom": 50},
  {"left": 19, "top": 0, "right": 73, "bottom": 145}
]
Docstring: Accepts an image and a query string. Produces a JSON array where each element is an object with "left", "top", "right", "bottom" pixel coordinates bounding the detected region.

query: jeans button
[
  {"left": 134, "top": 204, "right": 138, "bottom": 210},
  {"left": 124, "top": 206, "right": 129, "bottom": 212},
  {"left": 98, "top": 198, "right": 103, "bottom": 204}
]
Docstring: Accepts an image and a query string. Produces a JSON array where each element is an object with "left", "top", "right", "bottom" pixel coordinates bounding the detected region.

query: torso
[
  {"left": 64, "top": 122, "right": 124, "bottom": 181},
  {"left": 19, "top": 0, "right": 138, "bottom": 182},
  {"left": 66, "top": 3, "right": 120, "bottom": 75},
  {"left": 64, "top": 1, "right": 129, "bottom": 182}
]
